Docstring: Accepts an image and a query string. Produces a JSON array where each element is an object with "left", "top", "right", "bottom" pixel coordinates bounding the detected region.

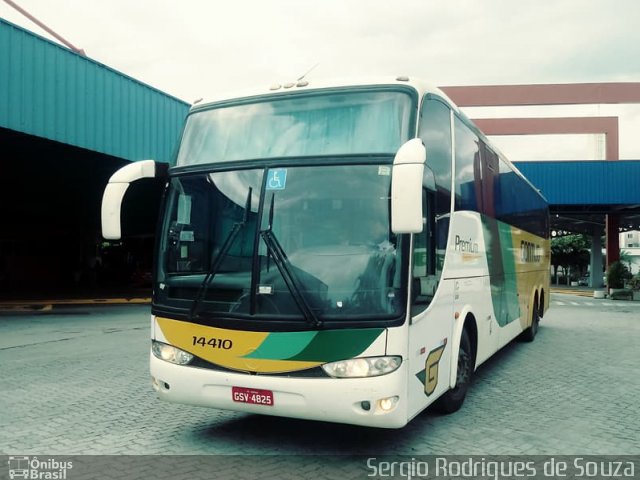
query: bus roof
[{"left": 194, "top": 76, "right": 459, "bottom": 112}]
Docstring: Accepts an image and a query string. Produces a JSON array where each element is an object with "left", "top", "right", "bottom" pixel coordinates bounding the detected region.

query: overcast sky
[{"left": 2, "top": 0, "right": 640, "bottom": 160}]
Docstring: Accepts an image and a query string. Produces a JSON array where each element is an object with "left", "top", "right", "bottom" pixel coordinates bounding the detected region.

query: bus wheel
[
  {"left": 433, "top": 329, "right": 472, "bottom": 414},
  {"left": 520, "top": 301, "right": 540, "bottom": 342}
]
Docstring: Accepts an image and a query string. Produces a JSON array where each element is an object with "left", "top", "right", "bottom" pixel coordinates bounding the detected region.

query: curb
[
  {"left": 0, "top": 297, "right": 151, "bottom": 312},
  {"left": 550, "top": 289, "right": 596, "bottom": 298}
]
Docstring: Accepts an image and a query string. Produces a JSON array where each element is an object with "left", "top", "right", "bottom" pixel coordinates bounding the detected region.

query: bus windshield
[
  {"left": 156, "top": 164, "right": 404, "bottom": 322},
  {"left": 176, "top": 89, "right": 415, "bottom": 165}
]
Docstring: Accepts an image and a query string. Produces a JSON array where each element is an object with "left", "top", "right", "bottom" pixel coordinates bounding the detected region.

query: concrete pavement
[{"left": 0, "top": 296, "right": 638, "bottom": 458}]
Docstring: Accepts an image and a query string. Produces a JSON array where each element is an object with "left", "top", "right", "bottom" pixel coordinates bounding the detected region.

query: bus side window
[
  {"left": 454, "top": 116, "right": 482, "bottom": 213},
  {"left": 480, "top": 143, "right": 498, "bottom": 217},
  {"left": 412, "top": 187, "right": 437, "bottom": 308},
  {"left": 414, "top": 96, "right": 451, "bottom": 311}
]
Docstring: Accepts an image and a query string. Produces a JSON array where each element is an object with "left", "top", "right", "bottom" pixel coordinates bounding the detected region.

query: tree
[
  {"left": 606, "top": 260, "right": 632, "bottom": 289},
  {"left": 619, "top": 250, "right": 633, "bottom": 271},
  {"left": 550, "top": 234, "right": 590, "bottom": 284}
]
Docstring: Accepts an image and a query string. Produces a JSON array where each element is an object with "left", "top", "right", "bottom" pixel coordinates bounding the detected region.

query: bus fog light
[
  {"left": 152, "top": 341, "right": 194, "bottom": 365},
  {"left": 378, "top": 396, "right": 399, "bottom": 412},
  {"left": 322, "top": 356, "right": 402, "bottom": 378}
]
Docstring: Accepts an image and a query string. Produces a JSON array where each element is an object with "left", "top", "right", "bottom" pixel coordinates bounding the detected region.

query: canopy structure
[{"left": 515, "top": 160, "right": 640, "bottom": 234}]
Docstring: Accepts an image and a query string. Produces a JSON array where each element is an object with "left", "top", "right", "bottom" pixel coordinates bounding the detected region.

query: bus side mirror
[
  {"left": 101, "top": 160, "right": 169, "bottom": 240},
  {"left": 391, "top": 139, "right": 425, "bottom": 233}
]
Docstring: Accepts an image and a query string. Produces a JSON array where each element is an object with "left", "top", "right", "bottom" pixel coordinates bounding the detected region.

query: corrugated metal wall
[
  {"left": 516, "top": 160, "right": 640, "bottom": 205},
  {"left": 0, "top": 18, "right": 190, "bottom": 163}
]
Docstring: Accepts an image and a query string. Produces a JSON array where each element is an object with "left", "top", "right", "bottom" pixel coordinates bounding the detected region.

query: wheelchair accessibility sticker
[{"left": 266, "top": 169, "right": 287, "bottom": 190}]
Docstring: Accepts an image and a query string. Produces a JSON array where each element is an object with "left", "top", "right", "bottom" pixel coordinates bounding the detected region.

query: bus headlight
[
  {"left": 152, "top": 341, "right": 194, "bottom": 365},
  {"left": 322, "top": 356, "right": 402, "bottom": 378}
]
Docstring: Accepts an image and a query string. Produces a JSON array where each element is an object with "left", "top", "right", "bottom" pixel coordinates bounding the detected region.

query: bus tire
[
  {"left": 520, "top": 300, "right": 540, "bottom": 342},
  {"left": 433, "top": 328, "right": 472, "bottom": 414}
]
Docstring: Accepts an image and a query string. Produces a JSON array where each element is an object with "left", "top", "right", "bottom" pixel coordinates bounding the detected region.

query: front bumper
[{"left": 150, "top": 352, "right": 408, "bottom": 428}]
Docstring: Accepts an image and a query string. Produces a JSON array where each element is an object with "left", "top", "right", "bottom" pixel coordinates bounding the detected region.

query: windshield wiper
[
  {"left": 189, "top": 187, "right": 252, "bottom": 321},
  {"left": 260, "top": 194, "right": 322, "bottom": 328}
]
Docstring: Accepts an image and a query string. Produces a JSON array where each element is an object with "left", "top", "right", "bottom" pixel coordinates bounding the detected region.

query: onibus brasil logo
[{"left": 7, "top": 456, "right": 73, "bottom": 479}]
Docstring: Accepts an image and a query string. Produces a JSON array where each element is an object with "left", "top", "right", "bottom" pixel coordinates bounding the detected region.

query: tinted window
[
  {"left": 414, "top": 98, "right": 453, "bottom": 311},
  {"left": 418, "top": 98, "right": 452, "bottom": 257},
  {"left": 454, "top": 117, "right": 481, "bottom": 212},
  {"left": 451, "top": 117, "right": 548, "bottom": 239},
  {"left": 177, "top": 90, "right": 415, "bottom": 165},
  {"left": 480, "top": 144, "right": 499, "bottom": 217},
  {"left": 495, "top": 159, "right": 549, "bottom": 238}
]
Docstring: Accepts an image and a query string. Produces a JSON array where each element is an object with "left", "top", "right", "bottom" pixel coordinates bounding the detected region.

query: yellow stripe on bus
[{"left": 156, "top": 317, "right": 322, "bottom": 373}]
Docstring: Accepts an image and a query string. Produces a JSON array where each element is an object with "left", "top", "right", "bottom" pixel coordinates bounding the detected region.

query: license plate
[{"left": 232, "top": 386, "right": 274, "bottom": 406}]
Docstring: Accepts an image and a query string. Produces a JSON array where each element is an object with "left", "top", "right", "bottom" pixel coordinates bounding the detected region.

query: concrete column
[
  {"left": 590, "top": 226, "right": 604, "bottom": 287},
  {"left": 605, "top": 214, "right": 620, "bottom": 267}
]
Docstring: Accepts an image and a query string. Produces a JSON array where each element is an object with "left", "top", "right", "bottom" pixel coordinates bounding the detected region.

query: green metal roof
[{"left": 0, "top": 17, "right": 190, "bottom": 163}]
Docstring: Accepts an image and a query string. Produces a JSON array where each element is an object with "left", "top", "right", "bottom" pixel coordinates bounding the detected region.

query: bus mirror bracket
[
  {"left": 391, "top": 139, "right": 426, "bottom": 234},
  {"left": 101, "top": 160, "right": 169, "bottom": 240}
]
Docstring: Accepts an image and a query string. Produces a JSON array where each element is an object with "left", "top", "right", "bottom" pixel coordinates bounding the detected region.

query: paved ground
[{"left": 0, "top": 295, "right": 638, "bottom": 475}]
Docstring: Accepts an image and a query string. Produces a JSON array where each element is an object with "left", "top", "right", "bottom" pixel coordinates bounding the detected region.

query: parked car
[{"left": 577, "top": 275, "right": 589, "bottom": 286}]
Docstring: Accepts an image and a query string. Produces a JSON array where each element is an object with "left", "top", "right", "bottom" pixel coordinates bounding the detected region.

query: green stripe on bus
[
  {"left": 242, "top": 331, "right": 318, "bottom": 360},
  {"left": 482, "top": 216, "right": 520, "bottom": 327},
  {"left": 498, "top": 222, "right": 521, "bottom": 325},
  {"left": 287, "top": 328, "right": 385, "bottom": 362}
]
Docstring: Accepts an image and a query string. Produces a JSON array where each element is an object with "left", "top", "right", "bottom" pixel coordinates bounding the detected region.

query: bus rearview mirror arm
[
  {"left": 391, "top": 139, "right": 426, "bottom": 234},
  {"left": 101, "top": 160, "right": 169, "bottom": 240}
]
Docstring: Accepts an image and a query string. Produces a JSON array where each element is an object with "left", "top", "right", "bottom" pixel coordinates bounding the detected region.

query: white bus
[{"left": 102, "top": 77, "right": 550, "bottom": 428}]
